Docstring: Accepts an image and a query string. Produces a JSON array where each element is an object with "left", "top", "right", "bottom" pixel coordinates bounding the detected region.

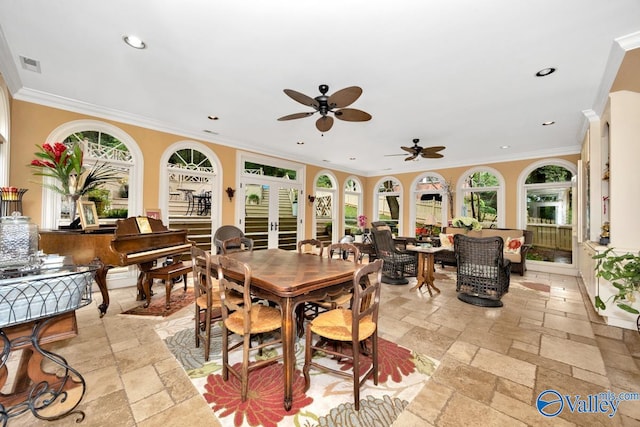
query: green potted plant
[{"left": 593, "top": 247, "right": 640, "bottom": 315}]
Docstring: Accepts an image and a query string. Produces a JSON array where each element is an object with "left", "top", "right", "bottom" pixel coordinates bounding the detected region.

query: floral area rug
[
  {"left": 155, "top": 315, "right": 439, "bottom": 427},
  {"left": 120, "top": 286, "right": 195, "bottom": 318}
]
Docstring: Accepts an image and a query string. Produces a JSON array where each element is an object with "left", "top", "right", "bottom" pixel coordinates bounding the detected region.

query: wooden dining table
[{"left": 224, "top": 248, "right": 357, "bottom": 411}]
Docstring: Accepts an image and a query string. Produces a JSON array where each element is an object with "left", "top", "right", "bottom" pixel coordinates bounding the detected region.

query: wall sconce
[
  {"left": 307, "top": 195, "right": 316, "bottom": 204},
  {"left": 225, "top": 187, "right": 235, "bottom": 201}
]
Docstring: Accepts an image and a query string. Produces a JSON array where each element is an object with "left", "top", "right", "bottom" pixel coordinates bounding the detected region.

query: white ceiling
[{"left": 1, "top": 1, "right": 639, "bottom": 176}]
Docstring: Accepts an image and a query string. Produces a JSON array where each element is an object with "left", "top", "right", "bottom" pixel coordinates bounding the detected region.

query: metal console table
[{"left": 0, "top": 264, "right": 97, "bottom": 425}]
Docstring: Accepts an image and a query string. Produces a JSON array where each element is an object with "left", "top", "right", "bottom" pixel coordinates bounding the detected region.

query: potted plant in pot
[{"left": 593, "top": 247, "right": 640, "bottom": 322}]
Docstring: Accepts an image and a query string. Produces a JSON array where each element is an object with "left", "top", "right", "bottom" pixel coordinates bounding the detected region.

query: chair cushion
[
  {"left": 196, "top": 287, "right": 243, "bottom": 309},
  {"left": 225, "top": 304, "right": 281, "bottom": 335},
  {"left": 440, "top": 233, "right": 454, "bottom": 249},
  {"left": 310, "top": 308, "right": 376, "bottom": 342}
]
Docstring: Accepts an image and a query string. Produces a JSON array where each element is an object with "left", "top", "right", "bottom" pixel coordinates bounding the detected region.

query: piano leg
[
  {"left": 94, "top": 262, "right": 112, "bottom": 318},
  {"left": 136, "top": 262, "right": 155, "bottom": 306}
]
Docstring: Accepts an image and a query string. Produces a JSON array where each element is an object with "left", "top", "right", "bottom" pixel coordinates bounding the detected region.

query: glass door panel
[{"left": 244, "top": 183, "right": 269, "bottom": 250}]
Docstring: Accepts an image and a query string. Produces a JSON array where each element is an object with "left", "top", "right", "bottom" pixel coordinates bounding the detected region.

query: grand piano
[{"left": 39, "top": 217, "right": 193, "bottom": 316}]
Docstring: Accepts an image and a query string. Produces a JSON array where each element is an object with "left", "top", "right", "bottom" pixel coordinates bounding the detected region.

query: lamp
[
  {"left": 225, "top": 187, "right": 235, "bottom": 201},
  {"left": 307, "top": 195, "right": 316, "bottom": 204}
]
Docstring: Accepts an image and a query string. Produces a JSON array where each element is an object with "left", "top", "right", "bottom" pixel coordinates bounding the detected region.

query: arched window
[
  {"left": 519, "top": 160, "right": 576, "bottom": 268},
  {"left": 374, "top": 177, "right": 403, "bottom": 235},
  {"left": 313, "top": 172, "right": 337, "bottom": 243},
  {"left": 343, "top": 177, "right": 363, "bottom": 234},
  {"left": 458, "top": 167, "right": 504, "bottom": 228},
  {"left": 161, "top": 143, "right": 220, "bottom": 249},
  {"left": 41, "top": 121, "right": 142, "bottom": 228},
  {"left": 411, "top": 173, "right": 448, "bottom": 237}
]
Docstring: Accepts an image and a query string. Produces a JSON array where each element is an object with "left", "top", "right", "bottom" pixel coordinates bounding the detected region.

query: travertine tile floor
[{"left": 8, "top": 268, "right": 640, "bottom": 426}]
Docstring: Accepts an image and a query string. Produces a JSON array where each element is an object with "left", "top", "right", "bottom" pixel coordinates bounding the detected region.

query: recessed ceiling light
[
  {"left": 500, "top": 145, "right": 510, "bottom": 149},
  {"left": 123, "top": 35, "right": 146, "bottom": 49},
  {"left": 542, "top": 121, "right": 555, "bottom": 126},
  {"left": 535, "top": 67, "right": 556, "bottom": 77},
  {"left": 203, "top": 129, "right": 219, "bottom": 135},
  {"left": 296, "top": 141, "right": 304, "bottom": 145},
  {"left": 207, "top": 115, "right": 219, "bottom": 120},
  {"left": 323, "top": 160, "right": 330, "bottom": 163},
  {"left": 349, "top": 157, "right": 356, "bottom": 161}
]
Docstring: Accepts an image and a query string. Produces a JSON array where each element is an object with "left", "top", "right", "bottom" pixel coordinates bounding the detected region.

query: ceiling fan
[
  {"left": 277, "top": 84, "right": 372, "bottom": 132},
  {"left": 385, "top": 138, "right": 446, "bottom": 161}
]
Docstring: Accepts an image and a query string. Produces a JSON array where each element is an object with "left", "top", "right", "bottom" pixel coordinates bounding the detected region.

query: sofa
[{"left": 434, "top": 227, "right": 533, "bottom": 276}]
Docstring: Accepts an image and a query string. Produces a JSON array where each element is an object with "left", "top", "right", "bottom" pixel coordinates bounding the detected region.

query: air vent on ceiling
[{"left": 20, "top": 56, "right": 41, "bottom": 73}]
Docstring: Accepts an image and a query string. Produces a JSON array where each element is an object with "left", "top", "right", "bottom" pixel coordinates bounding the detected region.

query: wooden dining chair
[
  {"left": 216, "top": 255, "right": 283, "bottom": 402},
  {"left": 297, "top": 239, "right": 324, "bottom": 256},
  {"left": 303, "top": 259, "right": 383, "bottom": 410}
]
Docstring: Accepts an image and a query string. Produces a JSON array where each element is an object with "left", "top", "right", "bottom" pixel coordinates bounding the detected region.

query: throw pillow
[
  {"left": 439, "top": 233, "right": 454, "bottom": 250},
  {"left": 505, "top": 236, "right": 525, "bottom": 254}
]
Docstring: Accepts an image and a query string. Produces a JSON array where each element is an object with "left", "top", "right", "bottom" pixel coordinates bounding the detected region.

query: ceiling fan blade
[
  {"left": 421, "top": 152, "right": 444, "bottom": 159},
  {"left": 327, "top": 86, "right": 362, "bottom": 108},
  {"left": 283, "top": 89, "right": 320, "bottom": 108},
  {"left": 420, "top": 146, "right": 446, "bottom": 158},
  {"left": 400, "top": 146, "right": 415, "bottom": 153},
  {"left": 404, "top": 154, "right": 418, "bottom": 161},
  {"left": 384, "top": 153, "right": 408, "bottom": 157},
  {"left": 334, "top": 108, "right": 372, "bottom": 122},
  {"left": 277, "top": 112, "right": 315, "bottom": 121},
  {"left": 316, "top": 116, "right": 334, "bottom": 132}
]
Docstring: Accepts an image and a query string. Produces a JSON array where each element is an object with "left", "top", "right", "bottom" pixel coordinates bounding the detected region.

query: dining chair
[
  {"left": 191, "top": 246, "right": 227, "bottom": 361},
  {"left": 303, "top": 259, "right": 383, "bottom": 410},
  {"left": 221, "top": 236, "right": 254, "bottom": 254},
  {"left": 297, "top": 239, "right": 324, "bottom": 256},
  {"left": 216, "top": 255, "right": 283, "bottom": 402}
]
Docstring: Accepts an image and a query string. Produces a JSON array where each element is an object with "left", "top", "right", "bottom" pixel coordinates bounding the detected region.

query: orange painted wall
[{"left": 8, "top": 98, "right": 577, "bottom": 235}]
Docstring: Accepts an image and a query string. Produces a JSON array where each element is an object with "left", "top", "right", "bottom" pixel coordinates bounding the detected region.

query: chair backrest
[
  {"left": 222, "top": 236, "right": 254, "bottom": 254},
  {"left": 214, "top": 225, "right": 248, "bottom": 254},
  {"left": 327, "top": 242, "right": 361, "bottom": 264},
  {"left": 351, "top": 259, "right": 383, "bottom": 330},
  {"left": 191, "top": 245, "right": 217, "bottom": 305},
  {"left": 217, "top": 255, "right": 254, "bottom": 334},
  {"left": 370, "top": 227, "right": 397, "bottom": 257},
  {"left": 298, "top": 239, "right": 323, "bottom": 256},
  {"left": 454, "top": 234, "right": 505, "bottom": 275}
]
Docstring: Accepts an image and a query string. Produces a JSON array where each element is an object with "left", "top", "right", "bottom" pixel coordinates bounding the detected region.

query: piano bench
[{"left": 146, "top": 261, "right": 192, "bottom": 309}]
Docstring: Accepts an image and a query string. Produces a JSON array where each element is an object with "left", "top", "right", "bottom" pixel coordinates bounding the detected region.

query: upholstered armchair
[
  {"left": 370, "top": 226, "right": 417, "bottom": 284},
  {"left": 454, "top": 234, "right": 511, "bottom": 307}
]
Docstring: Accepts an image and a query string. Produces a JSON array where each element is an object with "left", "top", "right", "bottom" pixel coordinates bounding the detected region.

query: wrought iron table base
[{"left": 0, "top": 316, "right": 87, "bottom": 425}]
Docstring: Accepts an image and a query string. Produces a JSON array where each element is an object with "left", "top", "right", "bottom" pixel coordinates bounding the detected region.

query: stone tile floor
[{"left": 6, "top": 267, "right": 640, "bottom": 426}]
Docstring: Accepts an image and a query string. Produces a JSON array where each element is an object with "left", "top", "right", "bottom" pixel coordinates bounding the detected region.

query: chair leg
[
  {"left": 352, "top": 338, "right": 360, "bottom": 411},
  {"left": 222, "top": 324, "right": 229, "bottom": 381},
  {"left": 204, "top": 308, "right": 212, "bottom": 361},
  {"left": 372, "top": 331, "right": 378, "bottom": 386},
  {"left": 241, "top": 334, "right": 251, "bottom": 401},
  {"left": 195, "top": 306, "right": 201, "bottom": 348},
  {"left": 303, "top": 326, "right": 313, "bottom": 392}
]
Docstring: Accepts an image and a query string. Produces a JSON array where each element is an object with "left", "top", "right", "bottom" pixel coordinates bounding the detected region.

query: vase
[{"left": 64, "top": 194, "right": 82, "bottom": 229}]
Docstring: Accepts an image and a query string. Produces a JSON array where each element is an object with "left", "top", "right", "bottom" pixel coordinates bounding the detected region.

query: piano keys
[{"left": 39, "top": 217, "right": 194, "bottom": 316}]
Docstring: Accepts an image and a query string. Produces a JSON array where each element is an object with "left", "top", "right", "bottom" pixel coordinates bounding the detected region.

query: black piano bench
[{"left": 145, "top": 261, "right": 192, "bottom": 309}]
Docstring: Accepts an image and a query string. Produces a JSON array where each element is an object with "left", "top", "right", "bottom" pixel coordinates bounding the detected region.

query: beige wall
[{"left": 8, "top": 98, "right": 578, "bottom": 235}]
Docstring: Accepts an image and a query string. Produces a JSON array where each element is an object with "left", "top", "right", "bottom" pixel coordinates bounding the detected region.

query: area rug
[
  {"left": 155, "top": 315, "right": 439, "bottom": 427},
  {"left": 120, "top": 287, "right": 194, "bottom": 318}
]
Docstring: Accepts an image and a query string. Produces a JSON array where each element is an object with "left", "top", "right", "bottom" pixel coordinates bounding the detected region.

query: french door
[{"left": 241, "top": 180, "right": 301, "bottom": 250}]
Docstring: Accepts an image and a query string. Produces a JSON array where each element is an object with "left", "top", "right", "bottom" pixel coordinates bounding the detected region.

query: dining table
[
  {"left": 223, "top": 248, "right": 357, "bottom": 411},
  {"left": 406, "top": 244, "right": 446, "bottom": 296}
]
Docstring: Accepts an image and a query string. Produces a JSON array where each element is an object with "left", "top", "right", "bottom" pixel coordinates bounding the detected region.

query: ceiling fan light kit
[{"left": 278, "top": 84, "right": 372, "bottom": 132}]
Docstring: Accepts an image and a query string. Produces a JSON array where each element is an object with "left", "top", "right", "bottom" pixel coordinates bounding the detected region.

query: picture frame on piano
[
  {"left": 77, "top": 200, "right": 99, "bottom": 231},
  {"left": 144, "top": 208, "right": 162, "bottom": 221}
]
